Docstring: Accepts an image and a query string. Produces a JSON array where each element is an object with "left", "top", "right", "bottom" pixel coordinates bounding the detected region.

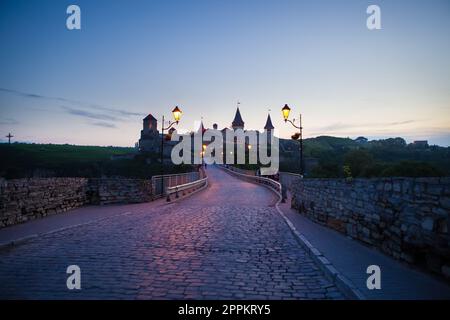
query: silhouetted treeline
[
  {"left": 0, "top": 143, "right": 193, "bottom": 179},
  {"left": 280, "top": 136, "right": 450, "bottom": 178}
]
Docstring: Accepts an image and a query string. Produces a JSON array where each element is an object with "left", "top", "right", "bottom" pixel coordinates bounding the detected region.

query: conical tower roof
[
  {"left": 198, "top": 121, "right": 207, "bottom": 134},
  {"left": 232, "top": 107, "right": 245, "bottom": 129},
  {"left": 264, "top": 114, "right": 274, "bottom": 130}
]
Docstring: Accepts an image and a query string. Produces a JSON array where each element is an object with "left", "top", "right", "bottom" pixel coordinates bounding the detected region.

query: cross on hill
[{"left": 6, "top": 133, "right": 13, "bottom": 144}]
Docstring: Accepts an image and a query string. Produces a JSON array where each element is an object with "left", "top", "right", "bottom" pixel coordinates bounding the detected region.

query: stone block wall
[
  {"left": 88, "top": 178, "right": 152, "bottom": 205},
  {"left": 0, "top": 177, "right": 153, "bottom": 228},
  {"left": 0, "top": 178, "right": 89, "bottom": 227},
  {"left": 291, "top": 177, "right": 450, "bottom": 278}
]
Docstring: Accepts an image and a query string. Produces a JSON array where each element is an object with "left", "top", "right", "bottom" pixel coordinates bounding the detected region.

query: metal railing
[
  {"left": 219, "top": 165, "right": 282, "bottom": 197},
  {"left": 166, "top": 177, "right": 208, "bottom": 201},
  {"left": 151, "top": 172, "right": 200, "bottom": 199}
]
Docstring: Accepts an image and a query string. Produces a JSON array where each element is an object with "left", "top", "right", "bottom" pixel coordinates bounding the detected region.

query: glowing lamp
[
  {"left": 172, "top": 106, "right": 182, "bottom": 123},
  {"left": 282, "top": 104, "right": 291, "bottom": 121}
]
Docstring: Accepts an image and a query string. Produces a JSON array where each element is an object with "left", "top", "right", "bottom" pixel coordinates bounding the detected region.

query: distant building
[
  {"left": 231, "top": 107, "right": 245, "bottom": 130},
  {"left": 264, "top": 114, "right": 274, "bottom": 131},
  {"left": 138, "top": 114, "right": 160, "bottom": 153},
  {"left": 137, "top": 107, "right": 275, "bottom": 161},
  {"left": 355, "top": 136, "right": 368, "bottom": 143},
  {"left": 198, "top": 121, "right": 207, "bottom": 135},
  {"left": 412, "top": 140, "right": 429, "bottom": 148}
]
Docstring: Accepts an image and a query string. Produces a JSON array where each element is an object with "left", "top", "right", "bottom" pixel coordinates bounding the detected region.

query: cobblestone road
[{"left": 0, "top": 167, "right": 344, "bottom": 299}]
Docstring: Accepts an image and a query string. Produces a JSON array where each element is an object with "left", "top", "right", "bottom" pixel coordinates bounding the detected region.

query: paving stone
[{"left": 0, "top": 167, "right": 343, "bottom": 300}]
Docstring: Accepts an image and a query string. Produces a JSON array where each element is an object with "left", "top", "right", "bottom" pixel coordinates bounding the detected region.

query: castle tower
[
  {"left": 264, "top": 113, "right": 274, "bottom": 132},
  {"left": 232, "top": 107, "right": 244, "bottom": 130},
  {"left": 142, "top": 114, "right": 158, "bottom": 135},
  {"left": 198, "top": 120, "right": 207, "bottom": 135},
  {"left": 139, "top": 114, "right": 159, "bottom": 152},
  {"left": 261, "top": 113, "right": 274, "bottom": 151}
]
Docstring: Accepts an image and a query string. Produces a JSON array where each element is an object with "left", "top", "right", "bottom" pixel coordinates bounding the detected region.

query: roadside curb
[{"left": 275, "top": 203, "right": 366, "bottom": 300}]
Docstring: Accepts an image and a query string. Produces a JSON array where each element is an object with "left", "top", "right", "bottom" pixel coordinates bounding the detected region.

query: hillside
[
  {"left": 0, "top": 143, "right": 192, "bottom": 179},
  {"left": 1, "top": 137, "right": 449, "bottom": 179},
  {"left": 280, "top": 136, "right": 450, "bottom": 178}
]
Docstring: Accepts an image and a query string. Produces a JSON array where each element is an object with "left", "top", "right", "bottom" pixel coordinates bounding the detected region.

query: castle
[
  {"left": 138, "top": 106, "right": 274, "bottom": 154},
  {"left": 138, "top": 114, "right": 159, "bottom": 153}
]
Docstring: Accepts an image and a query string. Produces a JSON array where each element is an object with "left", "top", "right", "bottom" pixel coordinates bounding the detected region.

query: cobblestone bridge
[{"left": 0, "top": 166, "right": 344, "bottom": 299}]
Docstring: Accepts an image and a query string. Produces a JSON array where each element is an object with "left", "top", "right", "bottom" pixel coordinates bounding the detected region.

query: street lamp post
[
  {"left": 282, "top": 104, "right": 304, "bottom": 176},
  {"left": 160, "top": 106, "right": 182, "bottom": 194}
]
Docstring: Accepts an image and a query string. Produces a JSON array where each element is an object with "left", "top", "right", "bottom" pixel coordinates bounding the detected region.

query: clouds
[
  {"left": 317, "top": 120, "right": 418, "bottom": 133},
  {"left": 62, "top": 107, "right": 119, "bottom": 122},
  {"left": 61, "top": 107, "right": 120, "bottom": 128},
  {"left": 92, "top": 122, "right": 118, "bottom": 128},
  {"left": 0, "top": 117, "right": 19, "bottom": 125},
  {"left": 0, "top": 87, "right": 144, "bottom": 129},
  {"left": 0, "top": 88, "right": 46, "bottom": 100}
]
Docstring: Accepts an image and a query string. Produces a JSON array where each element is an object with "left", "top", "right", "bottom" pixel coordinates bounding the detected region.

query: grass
[{"left": 0, "top": 143, "right": 193, "bottom": 179}]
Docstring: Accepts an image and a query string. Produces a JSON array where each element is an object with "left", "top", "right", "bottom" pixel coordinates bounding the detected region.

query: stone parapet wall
[
  {"left": 291, "top": 177, "right": 450, "bottom": 278},
  {"left": 0, "top": 177, "right": 153, "bottom": 228},
  {"left": 0, "top": 178, "right": 89, "bottom": 227},
  {"left": 88, "top": 178, "right": 152, "bottom": 205}
]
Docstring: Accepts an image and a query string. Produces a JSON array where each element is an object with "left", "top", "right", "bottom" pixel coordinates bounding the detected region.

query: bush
[{"left": 380, "top": 161, "right": 443, "bottom": 177}]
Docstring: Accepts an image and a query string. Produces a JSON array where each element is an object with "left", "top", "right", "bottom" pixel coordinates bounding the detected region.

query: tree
[
  {"left": 344, "top": 149, "right": 375, "bottom": 177},
  {"left": 381, "top": 161, "right": 443, "bottom": 177}
]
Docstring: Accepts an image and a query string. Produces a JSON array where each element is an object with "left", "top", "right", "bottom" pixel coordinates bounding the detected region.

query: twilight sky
[{"left": 0, "top": 0, "right": 449, "bottom": 146}]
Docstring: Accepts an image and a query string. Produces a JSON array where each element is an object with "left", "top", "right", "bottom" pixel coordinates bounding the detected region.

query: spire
[
  {"left": 198, "top": 120, "right": 206, "bottom": 134},
  {"left": 232, "top": 107, "right": 244, "bottom": 129},
  {"left": 264, "top": 113, "right": 274, "bottom": 130}
]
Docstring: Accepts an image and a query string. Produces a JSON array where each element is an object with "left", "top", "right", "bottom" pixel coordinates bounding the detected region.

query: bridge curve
[
  {"left": 180, "top": 166, "right": 278, "bottom": 207},
  {"left": 0, "top": 166, "right": 344, "bottom": 299}
]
